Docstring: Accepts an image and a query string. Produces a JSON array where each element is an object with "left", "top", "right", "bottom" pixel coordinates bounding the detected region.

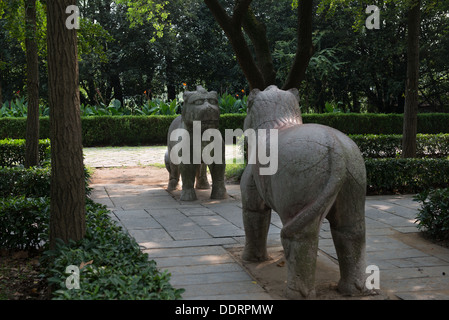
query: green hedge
[
  {"left": 0, "top": 196, "right": 49, "bottom": 250},
  {"left": 1, "top": 113, "right": 448, "bottom": 146},
  {"left": 226, "top": 158, "right": 449, "bottom": 195},
  {"left": 0, "top": 138, "right": 51, "bottom": 167},
  {"left": 351, "top": 134, "right": 449, "bottom": 158},
  {"left": 366, "top": 158, "right": 449, "bottom": 194},
  {"left": 0, "top": 166, "right": 51, "bottom": 198}
]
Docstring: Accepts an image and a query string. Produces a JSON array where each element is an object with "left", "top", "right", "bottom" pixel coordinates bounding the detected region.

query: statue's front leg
[
  {"left": 240, "top": 166, "right": 271, "bottom": 261},
  {"left": 180, "top": 163, "right": 198, "bottom": 201},
  {"left": 208, "top": 162, "right": 227, "bottom": 199}
]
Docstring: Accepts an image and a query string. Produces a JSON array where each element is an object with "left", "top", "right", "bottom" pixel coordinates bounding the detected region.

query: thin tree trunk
[
  {"left": 402, "top": 0, "right": 421, "bottom": 159},
  {"left": 24, "top": 0, "right": 40, "bottom": 168},
  {"left": 242, "top": 8, "right": 276, "bottom": 87},
  {"left": 47, "top": 0, "right": 86, "bottom": 248},
  {"left": 0, "top": 75, "right": 3, "bottom": 106},
  {"left": 204, "top": 0, "right": 265, "bottom": 90},
  {"left": 282, "top": 0, "right": 314, "bottom": 90}
]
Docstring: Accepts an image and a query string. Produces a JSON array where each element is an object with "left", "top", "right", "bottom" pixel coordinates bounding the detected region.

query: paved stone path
[{"left": 85, "top": 146, "right": 449, "bottom": 300}]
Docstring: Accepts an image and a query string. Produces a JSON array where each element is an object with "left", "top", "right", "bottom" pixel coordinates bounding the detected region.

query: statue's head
[
  {"left": 244, "top": 85, "right": 302, "bottom": 130},
  {"left": 182, "top": 86, "right": 220, "bottom": 130}
]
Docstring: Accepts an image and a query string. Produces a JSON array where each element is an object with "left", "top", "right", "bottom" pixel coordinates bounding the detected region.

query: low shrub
[
  {"left": 0, "top": 138, "right": 51, "bottom": 167},
  {"left": 366, "top": 158, "right": 449, "bottom": 194},
  {"left": 0, "top": 166, "right": 91, "bottom": 198},
  {"left": 414, "top": 188, "right": 449, "bottom": 242},
  {"left": 228, "top": 159, "right": 449, "bottom": 195},
  {"left": 350, "top": 134, "right": 449, "bottom": 158},
  {"left": 0, "top": 167, "right": 51, "bottom": 198},
  {"left": 2, "top": 113, "right": 449, "bottom": 146},
  {"left": 0, "top": 196, "right": 49, "bottom": 251},
  {"left": 42, "top": 200, "right": 184, "bottom": 300}
]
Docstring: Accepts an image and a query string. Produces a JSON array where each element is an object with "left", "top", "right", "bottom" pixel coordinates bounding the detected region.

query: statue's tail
[{"left": 280, "top": 141, "right": 346, "bottom": 239}]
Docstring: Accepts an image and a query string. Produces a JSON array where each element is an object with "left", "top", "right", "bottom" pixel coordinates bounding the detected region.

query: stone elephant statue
[
  {"left": 241, "top": 85, "right": 369, "bottom": 299},
  {"left": 165, "top": 86, "right": 227, "bottom": 201}
]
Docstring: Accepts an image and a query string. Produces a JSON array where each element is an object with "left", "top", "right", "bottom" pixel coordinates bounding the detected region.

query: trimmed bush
[
  {"left": 0, "top": 166, "right": 91, "bottom": 198},
  {"left": 229, "top": 159, "right": 449, "bottom": 195},
  {"left": 414, "top": 188, "right": 449, "bottom": 241},
  {"left": 0, "top": 138, "right": 51, "bottom": 167},
  {"left": 0, "top": 167, "right": 51, "bottom": 198},
  {"left": 1, "top": 113, "right": 449, "bottom": 146},
  {"left": 0, "top": 196, "right": 49, "bottom": 250},
  {"left": 366, "top": 158, "right": 449, "bottom": 194},
  {"left": 350, "top": 134, "right": 449, "bottom": 158}
]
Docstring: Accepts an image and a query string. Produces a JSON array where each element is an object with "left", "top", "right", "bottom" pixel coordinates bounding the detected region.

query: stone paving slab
[
  {"left": 92, "top": 180, "right": 449, "bottom": 300},
  {"left": 86, "top": 146, "right": 449, "bottom": 300}
]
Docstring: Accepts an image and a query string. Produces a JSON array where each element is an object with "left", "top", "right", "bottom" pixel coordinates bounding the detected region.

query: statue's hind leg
[
  {"left": 281, "top": 215, "right": 322, "bottom": 299},
  {"left": 240, "top": 167, "right": 271, "bottom": 261},
  {"left": 195, "top": 163, "right": 210, "bottom": 189},
  {"left": 326, "top": 178, "right": 367, "bottom": 296}
]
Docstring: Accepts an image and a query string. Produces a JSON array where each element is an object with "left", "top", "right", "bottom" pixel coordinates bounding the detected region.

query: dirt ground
[{"left": 91, "top": 166, "right": 392, "bottom": 300}]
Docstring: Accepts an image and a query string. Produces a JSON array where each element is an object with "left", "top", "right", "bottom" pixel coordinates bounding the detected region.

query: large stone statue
[
  {"left": 165, "top": 86, "right": 227, "bottom": 201},
  {"left": 241, "top": 85, "right": 368, "bottom": 299}
]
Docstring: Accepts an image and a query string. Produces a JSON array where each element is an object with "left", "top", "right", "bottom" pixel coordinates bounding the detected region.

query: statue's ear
[
  {"left": 247, "top": 89, "right": 260, "bottom": 110},
  {"left": 288, "top": 88, "right": 300, "bottom": 103}
]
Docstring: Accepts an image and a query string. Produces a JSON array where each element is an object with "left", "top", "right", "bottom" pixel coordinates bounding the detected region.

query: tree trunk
[
  {"left": 242, "top": 8, "right": 276, "bottom": 87},
  {"left": 205, "top": 0, "right": 314, "bottom": 91},
  {"left": 165, "top": 55, "right": 176, "bottom": 101},
  {"left": 24, "top": 0, "right": 40, "bottom": 168},
  {"left": 0, "top": 75, "right": 3, "bottom": 106},
  {"left": 110, "top": 74, "right": 123, "bottom": 104},
  {"left": 402, "top": 0, "right": 421, "bottom": 159},
  {"left": 282, "top": 0, "right": 314, "bottom": 90},
  {"left": 47, "top": 0, "right": 86, "bottom": 248},
  {"left": 204, "top": 0, "right": 266, "bottom": 90}
]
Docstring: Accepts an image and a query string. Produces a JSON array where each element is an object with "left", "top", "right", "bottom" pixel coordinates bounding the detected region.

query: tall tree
[
  {"left": 204, "top": 0, "right": 314, "bottom": 90},
  {"left": 24, "top": 0, "right": 40, "bottom": 168},
  {"left": 402, "top": 0, "right": 421, "bottom": 158},
  {"left": 47, "top": 0, "right": 86, "bottom": 248}
]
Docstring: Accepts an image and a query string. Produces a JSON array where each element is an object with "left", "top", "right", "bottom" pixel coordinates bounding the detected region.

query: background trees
[{"left": 0, "top": 0, "right": 448, "bottom": 112}]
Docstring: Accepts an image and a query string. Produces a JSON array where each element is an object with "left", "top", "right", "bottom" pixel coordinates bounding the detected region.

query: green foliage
[
  {"left": 0, "top": 167, "right": 50, "bottom": 198},
  {"left": 136, "top": 99, "right": 180, "bottom": 116},
  {"left": 80, "top": 115, "right": 176, "bottom": 146},
  {"left": 0, "top": 196, "right": 49, "bottom": 251},
  {"left": 350, "top": 134, "right": 449, "bottom": 158},
  {"left": 116, "top": 0, "right": 169, "bottom": 40},
  {"left": 0, "top": 165, "right": 91, "bottom": 199},
  {"left": 2, "top": 113, "right": 449, "bottom": 147},
  {"left": 302, "top": 113, "right": 449, "bottom": 135},
  {"left": 219, "top": 93, "right": 247, "bottom": 114},
  {"left": 42, "top": 200, "right": 184, "bottom": 300},
  {"left": 365, "top": 158, "right": 449, "bottom": 194},
  {"left": 0, "top": 138, "right": 50, "bottom": 167},
  {"left": 0, "top": 98, "right": 50, "bottom": 117},
  {"left": 414, "top": 188, "right": 449, "bottom": 241}
]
